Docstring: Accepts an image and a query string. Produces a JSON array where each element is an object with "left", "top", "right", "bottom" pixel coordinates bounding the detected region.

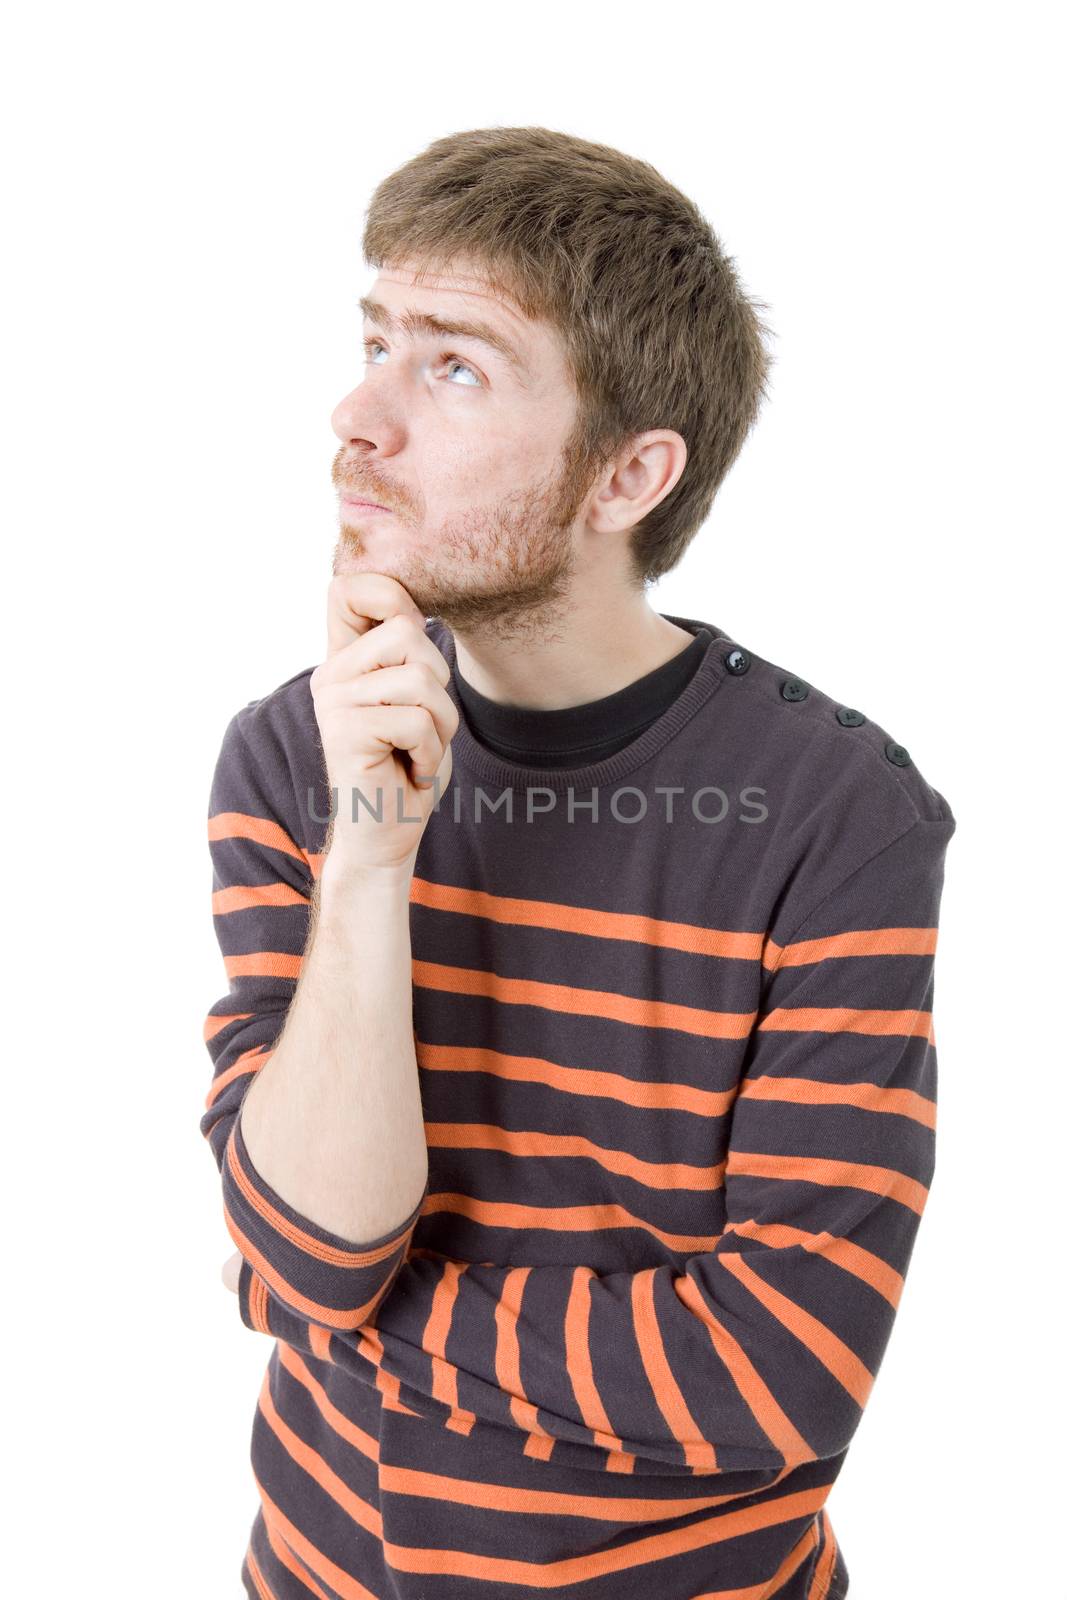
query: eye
[
  {"left": 361, "top": 338, "right": 482, "bottom": 387},
  {"left": 441, "top": 355, "right": 482, "bottom": 387}
]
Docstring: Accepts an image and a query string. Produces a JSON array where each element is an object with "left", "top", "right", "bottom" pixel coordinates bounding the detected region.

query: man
[{"left": 203, "top": 126, "right": 954, "bottom": 1600}]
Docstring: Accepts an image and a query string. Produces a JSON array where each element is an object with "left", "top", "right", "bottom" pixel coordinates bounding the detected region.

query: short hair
[{"left": 362, "top": 126, "right": 775, "bottom": 588}]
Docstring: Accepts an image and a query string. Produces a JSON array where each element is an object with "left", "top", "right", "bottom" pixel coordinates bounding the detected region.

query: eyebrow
[{"left": 358, "top": 295, "right": 531, "bottom": 385}]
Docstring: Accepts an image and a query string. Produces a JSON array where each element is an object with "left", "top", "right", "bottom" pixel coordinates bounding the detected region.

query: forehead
[{"left": 370, "top": 259, "right": 525, "bottom": 322}]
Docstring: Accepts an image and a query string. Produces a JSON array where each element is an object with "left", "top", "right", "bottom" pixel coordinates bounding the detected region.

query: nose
[{"left": 329, "top": 380, "right": 405, "bottom": 456}]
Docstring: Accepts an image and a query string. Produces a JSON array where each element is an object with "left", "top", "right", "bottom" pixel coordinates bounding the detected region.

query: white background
[{"left": 4, "top": 3, "right": 1063, "bottom": 1595}]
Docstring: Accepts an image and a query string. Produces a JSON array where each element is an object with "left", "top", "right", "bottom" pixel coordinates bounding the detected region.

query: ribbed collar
[{"left": 432, "top": 612, "right": 735, "bottom": 793}]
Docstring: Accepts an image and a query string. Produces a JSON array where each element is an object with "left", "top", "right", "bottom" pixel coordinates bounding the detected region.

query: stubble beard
[{"left": 331, "top": 445, "right": 601, "bottom": 647}]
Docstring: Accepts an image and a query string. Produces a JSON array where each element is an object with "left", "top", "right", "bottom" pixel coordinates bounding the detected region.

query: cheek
[
  {"left": 438, "top": 428, "right": 552, "bottom": 497},
  {"left": 430, "top": 446, "right": 498, "bottom": 503}
]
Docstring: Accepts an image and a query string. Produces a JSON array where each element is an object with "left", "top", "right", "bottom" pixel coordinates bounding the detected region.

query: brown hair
[{"left": 363, "top": 126, "right": 774, "bottom": 588}]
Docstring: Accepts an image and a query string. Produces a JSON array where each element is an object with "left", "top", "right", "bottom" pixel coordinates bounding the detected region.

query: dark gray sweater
[{"left": 202, "top": 611, "right": 955, "bottom": 1600}]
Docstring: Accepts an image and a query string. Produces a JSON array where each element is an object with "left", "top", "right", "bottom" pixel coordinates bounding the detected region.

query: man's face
[{"left": 330, "top": 259, "right": 601, "bottom": 636}]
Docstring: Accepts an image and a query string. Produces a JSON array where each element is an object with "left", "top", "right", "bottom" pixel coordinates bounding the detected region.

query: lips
[{"left": 342, "top": 494, "right": 388, "bottom": 511}]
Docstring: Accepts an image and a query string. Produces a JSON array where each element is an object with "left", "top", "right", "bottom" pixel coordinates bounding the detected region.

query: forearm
[{"left": 237, "top": 851, "right": 428, "bottom": 1246}]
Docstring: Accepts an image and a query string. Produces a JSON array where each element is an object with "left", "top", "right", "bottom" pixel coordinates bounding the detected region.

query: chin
[{"left": 330, "top": 541, "right": 425, "bottom": 597}]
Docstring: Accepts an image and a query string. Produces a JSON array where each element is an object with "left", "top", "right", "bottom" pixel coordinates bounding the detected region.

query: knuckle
[{"left": 393, "top": 611, "right": 424, "bottom": 642}]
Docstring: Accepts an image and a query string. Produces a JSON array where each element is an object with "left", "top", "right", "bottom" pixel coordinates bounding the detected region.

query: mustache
[{"left": 333, "top": 462, "right": 404, "bottom": 511}]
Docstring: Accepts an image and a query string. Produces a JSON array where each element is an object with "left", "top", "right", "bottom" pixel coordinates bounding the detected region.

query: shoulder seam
[{"left": 730, "top": 671, "right": 928, "bottom": 823}]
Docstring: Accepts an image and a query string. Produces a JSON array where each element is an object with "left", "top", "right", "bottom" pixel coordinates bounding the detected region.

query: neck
[{"left": 450, "top": 592, "right": 696, "bottom": 710}]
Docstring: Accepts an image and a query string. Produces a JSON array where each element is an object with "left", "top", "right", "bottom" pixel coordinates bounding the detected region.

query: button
[
  {"left": 885, "top": 740, "right": 911, "bottom": 766},
  {"left": 724, "top": 647, "right": 750, "bottom": 675},
  {"left": 782, "top": 678, "right": 809, "bottom": 701},
  {"left": 836, "top": 707, "right": 866, "bottom": 727}
]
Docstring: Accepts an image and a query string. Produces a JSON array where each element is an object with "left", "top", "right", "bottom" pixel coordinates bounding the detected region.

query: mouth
[{"left": 341, "top": 494, "right": 392, "bottom": 514}]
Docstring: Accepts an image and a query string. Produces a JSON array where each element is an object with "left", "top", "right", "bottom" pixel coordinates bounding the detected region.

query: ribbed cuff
[
  {"left": 223, "top": 1111, "right": 426, "bottom": 1332},
  {"left": 237, "top": 1259, "right": 272, "bottom": 1333}
]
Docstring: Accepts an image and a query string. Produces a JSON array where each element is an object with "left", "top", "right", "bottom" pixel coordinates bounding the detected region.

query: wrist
[{"left": 319, "top": 849, "right": 414, "bottom": 901}]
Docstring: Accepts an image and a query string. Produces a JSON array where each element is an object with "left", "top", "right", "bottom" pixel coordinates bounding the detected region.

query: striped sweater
[{"left": 202, "top": 610, "right": 955, "bottom": 1600}]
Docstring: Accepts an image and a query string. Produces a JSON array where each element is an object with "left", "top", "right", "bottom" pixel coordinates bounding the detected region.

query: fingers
[
  {"left": 313, "top": 582, "right": 458, "bottom": 801},
  {"left": 317, "top": 611, "right": 450, "bottom": 690},
  {"left": 325, "top": 573, "right": 426, "bottom": 659},
  {"left": 313, "top": 659, "right": 459, "bottom": 769},
  {"left": 342, "top": 704, "right": 447, "bottom": 781}
]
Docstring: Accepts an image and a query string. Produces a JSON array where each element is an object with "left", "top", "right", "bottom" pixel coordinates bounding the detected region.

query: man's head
[{"left": 330, "top": 127, "right": 773, "bottom": 638}]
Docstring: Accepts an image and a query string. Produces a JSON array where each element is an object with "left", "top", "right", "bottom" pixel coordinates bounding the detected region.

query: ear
[{"left": 584, "top": 430, "right": 688, "bottom": 534}]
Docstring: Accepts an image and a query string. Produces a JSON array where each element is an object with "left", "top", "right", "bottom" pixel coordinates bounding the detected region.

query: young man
[{"left": 203, "top": 127, "right": 954, "bottom": 1600}]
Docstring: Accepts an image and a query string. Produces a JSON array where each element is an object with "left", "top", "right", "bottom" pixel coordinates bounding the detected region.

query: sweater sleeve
[
  {"left": 233, "top": 806, "right": 956, "bottom": 1474},
  {"left": 201, "top": 706, "right": 426, "bottom": 1337}
]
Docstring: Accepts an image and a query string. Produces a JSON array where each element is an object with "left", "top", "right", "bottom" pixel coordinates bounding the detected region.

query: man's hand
[
  {"left": 222, "top": 1250, "right": 241, "bottom": 1294},
  {"left": 309, "top": 574, "right": 459, "bottom": 876}
]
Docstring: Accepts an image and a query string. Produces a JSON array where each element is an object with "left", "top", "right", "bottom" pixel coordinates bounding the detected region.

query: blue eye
[
  {"left": 442, "top": 356, "right": 480, "bottom": 386},
  {"left": 361, "top": 339, "right": 482, "bottom": 387}
]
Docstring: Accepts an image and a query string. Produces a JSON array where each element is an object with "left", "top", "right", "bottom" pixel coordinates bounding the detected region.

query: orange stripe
[
  {"left": 739, "top": 1073, "right": 936, "bottom": 1129},
  {"left": 724, "top": 1218, "right": 903, "bottom": 1308},
  {"left": 410, "top": 875, "right": 765, "bottom": 960},
  {"left": 564, "top": 1268, "right": 635, "bottom": 1471},
  {"left": 424, "top": 1260, "right": 478, "bottom": 1433},
  {"left": 811, "top": 1509, "right": 838, "bottom": 1597},
  {"left": 727, "top": 1148, "right": 929, "bottom": 1215},
  {"left": 204, "top": 1045, "right": 272, "bottom": 1109},
  {"left": 764, "top": 925, "right": 938, "bottom": 969},
  {"left": 246, "top": 1269, "right": 271, "bottom": 1333},
  {"left": 416, "top": 1039, "right": 737, "bottom": 1117},
  {"left": 256, "top": 1366, "right": 382, "bottom": 1541},
  {"left": 213, "top": 881, "right": 310, "bottom": 914},
  {"left": 243, "top": 1542, "right": 278, "bottom": 1600},
  {"left": 224, "top": 951, "right": 303, "bottom": 980},
  {"left": 209, "top": 810, "right": 306, "bottom": 863},
  {"left": 377, "top": 1455, "right": 763, "bottom": 1518},
  {"left": 632, "top": 1267, "right": 717, "bottom": 1469},
  {"left": 758, "top": 1006, "right": 934, "bottom": 1040},
  {"left": 203, "top": 1011, "right": 253, "bottom": 1041},
  {"left": 413, "top": 959, "right": 756, "bottom": 1040},
  {"left": 425, "top": 1122, "right": 725, "bottom": 1193},
  {"left": 376, "top": 1363, "right": 415, "bottom": 1415},
  {"left": 350, "top": 1320, "right": 422, "bottom": 1418},
  {"left": 673, "top": 1273, "right": 814, "bottom": 1465},
  {"left": 720, "top": 1253, "right": 874, "bottom": 1408},
  {"left": 278, "top": 1343, "right": 380, "bottom": 1461},
  {"left": 256, "top": 1481, "right": 379, "bottom": 1600},
  {"left": 259, "top": 1517, "right": 332, "bottom": 1600},
  {"left": 693, "top": 1520, "right": 819, "bottom": 1599},
  {"left": 417, "top": 1190, "right": 723, "bottom": 1254},
  {"left": 308, "top": 1321, "right": 333, "bottom": 1362},
  {"left": 494, "top": 1267, "right": 556, "bottom": 1458},
  {"left": 380, "top": 1484, "right": 831, "bottom": 1585}
]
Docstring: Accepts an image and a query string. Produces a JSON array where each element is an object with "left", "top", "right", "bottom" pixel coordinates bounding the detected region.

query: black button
[
  {"left": 885, "top": 741, "right": 911, "bottom": 766},
  {"left": 724, "top": 647, "right": 750, "bottom": 675},
  {"left": 782, "top": 678, "right": 809, "bottom": 702},
  {"left": 836, "top": 707, "right": 866, "bottom": 727}
]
